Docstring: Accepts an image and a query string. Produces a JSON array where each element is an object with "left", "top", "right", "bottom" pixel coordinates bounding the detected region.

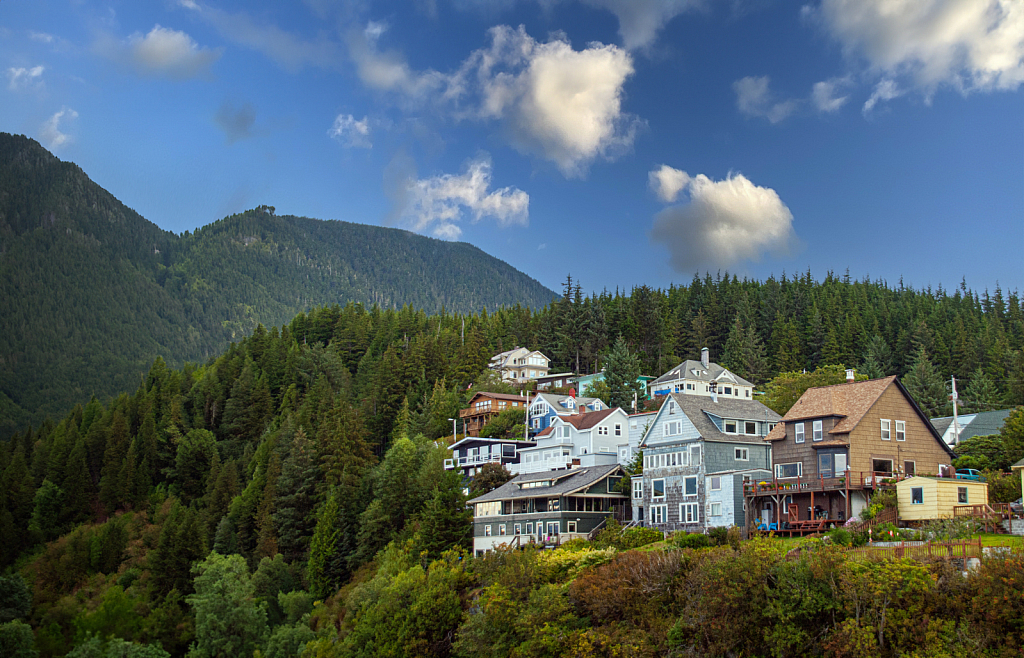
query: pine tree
[
  {"left": 902, "top": 346, "right": 949, "bottom": 417},
  {"left": 28, "top": 479, "right": 64, "bottom": 543},
  {"left": 603, "top": 337, "right": 644, "bottom": 412},
  {"left": 98, "top": 410, "right": 130, "bottom": 514},
  {"left": 61, "top": 435, "right": 92, "bottom": 525},
  {"left": 307, "top": 491, "right": 342, "bottom": 600},
  {"left": 174, "top": 429, "right": 217, "bottom": 504},
  {"left": 416, "top": 470, "right": 472, "bottom": 560},
  {"left": 254, "top": 452, "right": 281, "bottom": 561},
  {"left": 961, "top": 367, "right": 1002, "bottom": 413},
  {"left": 273, "top": 427, "right": 319, "bottom": 563}
]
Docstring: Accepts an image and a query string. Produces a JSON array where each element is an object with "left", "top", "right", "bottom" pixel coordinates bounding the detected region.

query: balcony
[
  {"left": 743, "top": 471, "right": 912, "bottom": 496},
  {"left": 444, "top": 454, "right": 503, "bottom": 470},
  {"left": 509, "top": 455, "right": 573, "bottom": 474}
]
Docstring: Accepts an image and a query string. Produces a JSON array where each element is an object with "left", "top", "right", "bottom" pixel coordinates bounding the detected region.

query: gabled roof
[
  {"left": 558, "top": 407, "right": 618, "bottom": 430},
  {"left": 1012, "top": 457, "right": 1024, "bottom": 470},
  {"left": 650, "top": 359, "right": 753, "bottom": 388},
  {"left": 465, "top": 391, "right": 530, "bottom": 405},
  {"left": 652, "top": 393, "right": 780, "bottom": 445},
  {"left": 470, "top": 463, "right": 624, "bottom": 503},
  {"left": 930, "top": 408, "right": 1013, "bottom": 443},
  {"left": 533, "top": 392, "right": 601, "bottom": 414},
  {"left": 764, "top": 376, "right": 956, "bottom": 456}
]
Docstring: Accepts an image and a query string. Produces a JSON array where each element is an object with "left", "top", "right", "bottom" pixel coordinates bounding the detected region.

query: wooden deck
[{"left": 743, "top": 471, "right": 906, "bottom": 497}]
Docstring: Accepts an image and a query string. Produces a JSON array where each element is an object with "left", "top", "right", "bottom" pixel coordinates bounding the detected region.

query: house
[
  {"left": 458, "top": 391, "right": 530, "bottom": 437},
  {"left": 749, "top": 375, "right": 957, "bottom": 531},
  {"left": 930, "top": 408, "right": 1013, "bottom": 446},
  {"left": 444, "top": 437, "right": 536, "bottom": 478},
  {"left": 534, "top": 372, "right": 578, "bottom": 391},
  {"left": 470, "top": 463, "right": 628, "bottom": 554},
  {"left": 648, "top": 347, "right": 754, "bottom": 400},
  {"left": 489, "top": 347, "right": 551, "bottom": 383},
  {"left": 636, "top": 392, "right": 780, "bottom": 533},
  {"left": 514, "top": 407, "right": 631, "bottom": 474},
  {"left": 576, "top": 372, "right": 656, "bottom": 400},
  {"left": 527, "top": 392, "right": 605, "bottom": 435},
  {"left": 626, "top": 411, "right": 656, "bottom": 520},
  {"left": 896, "top": 476, "right": 989, "bottom": 522}
]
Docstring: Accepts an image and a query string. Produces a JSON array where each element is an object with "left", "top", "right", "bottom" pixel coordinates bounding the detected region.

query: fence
[{"left": 847, "top": 538, "right": 983, "bottom": 561}]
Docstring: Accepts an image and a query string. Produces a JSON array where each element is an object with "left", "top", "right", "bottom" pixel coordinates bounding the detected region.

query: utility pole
[
  {"left": 448, "top": 417, "right": 457, "bottom": 443},
  {"left": 950, "top": 376, "right": 960, "bottom": 446}
]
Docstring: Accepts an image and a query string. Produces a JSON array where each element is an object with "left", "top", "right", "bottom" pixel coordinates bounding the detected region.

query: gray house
[
  {"left": 470, "top": 463, "right": 628, "bottom": 555},
  {"left": 637, "top": 392, "right": 779, "bottom": 533}
]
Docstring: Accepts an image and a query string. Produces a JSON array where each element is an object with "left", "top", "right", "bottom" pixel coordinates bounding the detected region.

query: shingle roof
[
  {"left": 1012, "top": 457, "right": 1024, "bottom": 470},
  {"left": 930, "top": 408, "right": 1012, "bottom": 443},
  {"left": 665, "top": 393, "right": 780, "bottom": 444},
  {"left": 650, "top": 359, "right": 753, "bottom": 388},
  {"left": 466, "top": 391, "right": 532, "bottom": 404},
  {"left": 470, "top": 463, "right": 624, "bottom": 503},
  {"left": 560, "top": 408, "right": 617, "bottom": 430},
  {"left": 535, "top": 392, "right": 600, "bottom": 414}
]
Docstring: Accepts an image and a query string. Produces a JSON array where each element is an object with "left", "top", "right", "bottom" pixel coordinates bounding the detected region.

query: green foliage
[
  {"left": 479, "top": 407, "right": 527, "bottom": 439},
  {"left": 671, "top": 532, "right": 710, "bottom": 550},
  {"left": 467, "top": 462, "right": 513, "bottom": 499},
  {"left": 603, "top": 337, "right": 646, "bottom": 411},
  {"left": 592, "top": 518, "right": 663, "bottom": 550},
  {"left": 998, "top": 406, "right": 1024, "bottom": 467},
  {"left": 762, "top": 365, "right": 868, "bottom": 416},
  {"left": 0, "top": 574, "right": 32, "bottom": 624},
  {"left": 186, "top": 553, "right": 268, "bottom": 658},
  {"left": 0, "top": 620, "right": 38, "bottom": 658},
  {"left": 173, "top": 430, "right": 217, "bottom": 505},
  {"left": 982, "top": 469, "right": 1021, "bottom": 504},
  {"left": 415, "top": 469, "right": 472, "bottom": 561},
  {"left": 67, "top": 636, "right": 170, "bottom": 658},
  {"left": 903, "top": 346, "right": 950, "bottom": 418},
  {"left": 954, "top": 434, "right": 1011, "bottom": 471}
]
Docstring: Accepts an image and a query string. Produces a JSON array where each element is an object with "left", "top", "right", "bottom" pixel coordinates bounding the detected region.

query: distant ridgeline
[{"left": 0, "top": 133, "right": 556, "bottom": 435}]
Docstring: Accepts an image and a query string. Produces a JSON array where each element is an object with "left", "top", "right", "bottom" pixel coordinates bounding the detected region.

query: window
[
  {"left": 668, "top": 401, "right": 675, "bottom": 415},
  {"left": 499, "top": 524, "right": 506, "bottom": 536},
  {"left": 775, "top": 462, "right": 802, "bottom": 479},
  {"left": 895, "top": 420, "right": 906, "bottom": 441},
  {"left": 724, "top": 386, "right": 732, "bottom": 395},
  {"left": 533, "top": 418, "right": 540, "bottom": 428},
  {"left": 690, "top": 445, "right": 701, "bottom": 465},
  {"left": 735, "top": 447, "right": 749, "bottom": 461},
  {"left": 746, "top": 390, "right": 750, "bottom": 398},
  {"left": 484, "top": 525, "right": 492, "bottom": 536},
  {"left": 795, "top": 423, "right": 805, "bottom": 443},
  {"left": 813, "top": 420, "right": 823, "bottom": 441},
  {"left": 664, "top": 420, "right": 682, "bottom": 436},
  {"left": 651, "top": 505, "right": 667, "bottom": 524},
  {"left": 872, "top": 459, "right": 893, "bottom": 476},
  {"left": 615, "top": 424, "right": 622, "bottom": 436},
  {"left": 958, "top": 487, "right": 968, "bottom": 504},
  {"left": 904, "top": 460, "right": 915, "bottom": 476},
  {"left": 607, "top": 477, "right": 621, "bottom": 493},
  {"left": 525, "top": 522, "right": 534, "bottom": 534},
  {"left": 514, "top": 524, "right": 521, "bottom": 535},
  {"left": 567, "top": 521, "right": 577, "bottom": 533},
  {"left": 546, "top": 522, "right": 559, "bottom": 536},
  {"left": 881, "top": 419, "right": 891, "bottom": 440},
  {"left": 707, "top": 502, "right": 722, "bottom": 517},
  {"left": 710, "top": 476, "right": 721, "bottom": 491},
  {"left": 725, "top": 421, "right": 737, "bottom": 433},
  {"left": 630, "top": 420, "right": 638, "bottom": 430},
  {"left": 684, "top": 476, "right": 698, "bottom": 498},
  {"left": 745, "top": 421, "right": 756, "bottom": 435},
  {"left": 652, "top": 479, "right": 666, "bottom": 499},
  {"left": 633, "top": 480, "right": 643, "bottom": 499},
  {"left": 911, "top": 487, "right": 923, "bottom": 504},
  {"left": 680, "top": 502, "right": 699, "bottom": 523},
  {"left": 598, "top": 426, "right": 608, "bottom": 435}
]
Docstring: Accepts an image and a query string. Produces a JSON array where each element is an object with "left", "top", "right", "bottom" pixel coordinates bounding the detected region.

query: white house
[
  {"left": 514, "top": 407, "right": 632, "bottom": 474},
  {"left": 490, "top": 347, "right": 551, "bottom": 383},
  {"left": 527, "top": 392, "right": 605, "bottom": 435},
  {"left": 648, "top": 347, "right": 754, "bottom": 401}
]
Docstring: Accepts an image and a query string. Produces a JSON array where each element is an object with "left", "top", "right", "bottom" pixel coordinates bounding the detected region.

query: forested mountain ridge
[{"left": 0, "top": 133, "right": 556, "bottom": 436}]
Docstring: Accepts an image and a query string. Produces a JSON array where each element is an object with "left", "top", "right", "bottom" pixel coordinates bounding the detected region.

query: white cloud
[
  {"left": 328, "top": 114, "right": 372, "bottom": 148},
  {"left": 7, "top": 65, "right": 44, "bottom": 91},
  {"left": 733, "top": 75, "right": 799, "bottom": 123},
  {"left": 395, "top": 156, "right": 529, "bottom": 240},
  {"left": 346, "top": 23, "right": 446, "bottom": 98},
  {"left": 650, "top": 169, "right": 798, "bottom": 272},
  {"left": 39, "top": 107, "right": 78, "bottom": 150},
  {"left": 580, "top": 0, "right": 705, "bottom": 51},
  {"left": 863, "top": 78, "right": 902, "bottom": 113},
  {"left": 811, "top": 76, "right": 852, "bottom": 112},
  {"left": 808, "top": 0, "right": 1024, "bottom": 98},
  {"left": 215, "top": 102, "right": 257, "bottom": 144},
  {"left": 648, "top": 164, "right": 691, "bottom": 203},
  {"left": 98, "top": 25, "right": 220, "bottom": 79}
]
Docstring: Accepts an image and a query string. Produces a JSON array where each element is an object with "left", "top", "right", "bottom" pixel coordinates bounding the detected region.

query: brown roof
[
  {"left": 811, "top": 439, "right": 851, "bottom": 449},
  {"left": 465, "top": 391, "right": 530, "bottom": 404},
  {"left": 560, "top": 408, "right": 617, "bottom": 430},
  {"left": 765, "top": 423, "right": 787, "bottom": 441},
  {"left": 536, "top": 426, "right": 554, "bottom": 437}
]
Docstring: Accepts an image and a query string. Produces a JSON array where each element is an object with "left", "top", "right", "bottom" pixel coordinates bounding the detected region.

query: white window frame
[
  {"left": 615, "top": 424, "right": 622, "bottom": 436},
  {"left": 525, "top": 522, "right": 534, "bottom": 534},
  {"left": 633, "top": 480, "right": 643, "bottom": 500},
  {"left": 958, "top": 487, "right": 968, "bottom": 504},
  {"left": 795, "top": 423, "right": 805, "bottom": 443},
  {"left": 683, "top": 475, "right": 698, "bottom": 499},
  {"left": 735, "top": 447, "right": 749, "bottom": 461},
  {"left": 499, "top": 524, "right": 506, "bottom": 536},
  {"left": 652, "top": 478, "right": 666, "bottom": 500},
  {"left": 680, "top": 502, "right": 699, "bottom": 524},
  {"left": 725, "top": 420, "right": 737, "bottom": 434},
  {"left": 484, "top": 525, "right": 492, "bottom": 537},
  {"left": 707, "top": 502, "right": 722, "bottom": 517},
  {"left": 911, "top": 487, "right": 923, "bottom": 504},
  {"left": 598, "top": 426, "right": 608, "bottom": 435},
  {"left": 514, "top": 524, "right": 521, "bottom": 535},
  {"left": 710, "top": 476, "right": 722, "bottom": 491},
  {"left": 881, "top": 419, "right": 891, "bottom": 441},
  {"left": 567, "top": 521, "right": 577, "bottom": 533},
  {"left": 895, "top": 420, "right": 906, "bottom": 441},
  {"left": 812, "top": 420, "right": 823, "bottom": 442},
  {"left": 745, "top": 421, "right": 756, "bottom": 435},
  {"left": 651, "top": 504, "right": 667, "bottom": 524},
  {"left": 690, "top": 445, "right": 701, "bottom": 465},
  {"left": 775, "top": 462, "right": 803, "bottom": 479}
]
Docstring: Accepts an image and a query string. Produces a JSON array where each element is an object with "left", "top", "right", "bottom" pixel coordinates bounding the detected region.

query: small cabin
[{"left": 896, "top": 476, "right": 988, "bottom": 522}]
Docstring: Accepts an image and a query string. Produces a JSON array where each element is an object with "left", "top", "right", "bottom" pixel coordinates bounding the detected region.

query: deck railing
[
  {"left": 744, "top": 471, "right": 913, "bottom": 496},
  {"left": 847, "top": 538, "right": 982, "bottom": 561}
]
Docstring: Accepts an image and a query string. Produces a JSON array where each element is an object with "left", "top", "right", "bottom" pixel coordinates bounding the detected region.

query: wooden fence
[{"left": 847, "top": 538, "right": 983, "bottom": 561}]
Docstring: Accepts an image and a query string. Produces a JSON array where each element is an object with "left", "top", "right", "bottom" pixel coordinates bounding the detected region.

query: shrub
[
  {"left": 707, "top": 526, "right": 728, "bottom": 546},
  {"left": 828, "top": 528, "right": 853, "bottom": 547},
  {"left": 592, "top": 519, "right": 663, "bottom": 550},
  {"left": 672, "top": 532, "right": 710, "bottom": 550},
  {"left": 920, "top": 517, "right": 978, "bottom": 542}
]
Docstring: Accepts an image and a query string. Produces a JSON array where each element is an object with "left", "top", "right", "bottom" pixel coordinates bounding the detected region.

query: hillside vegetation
[{"left": 0, "top": 133, "right": 555, "bottom": 434}]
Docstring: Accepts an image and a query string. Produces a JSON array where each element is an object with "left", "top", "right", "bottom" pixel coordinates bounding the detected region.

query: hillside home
[
  {"left": 930, "top": 408, "right": 1012, "bottom": 446},
  {"left": 458, "top": 391, "right": 530, "bottom": 437},
  {"left": 515, "top": 407, "right": 631, "bottom": 474},
  {"left": 444, "top": 437, "right": 536, "bottom": 478},
  {"left": 576, "top": 372, "right": 656, "bottom": 400},
  {"left": 527, "top": 392, "right": 605, "bottom": 435},
  {"left": 636, "top": 393, "right": 780, "bottom": 533},
  {"left": 489, "top": 347, "right": 550, "bottom": 383},
  {"left": 534, "top": 372, "right": 578, "bottom": 391},
  {"left": 648, "top": 347, "right": 754, "bottom": 400},
  {"left": 750, "top": 375, "right": 957, "bottom": 531},
  {"left": 470, "top": 463, "right": 628, "bottom": 554},
  {"left": 896, "top": 476, "right": 989, "bottom": 523}
]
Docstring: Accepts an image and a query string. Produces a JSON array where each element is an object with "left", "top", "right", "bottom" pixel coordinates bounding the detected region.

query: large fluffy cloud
[
  {"left": 352, "top": 24, "right": 640, "bottom": 177},
  {"left": 392, "top": 156, "right": 529, "bottom": 240},
  {"left": 98, "top": 25, "right": 221, "bottom": 79},
  {"left": 808, "top": 0, "right": 1024, "bottom": 100},
  {"left": 39, "top": 107, "right": 77, "bottom": 150},
  {"left": 649, "top": 167, "right": 797, "bottom": 272}
]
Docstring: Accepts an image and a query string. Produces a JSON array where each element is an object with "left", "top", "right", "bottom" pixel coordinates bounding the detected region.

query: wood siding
[{"left": 898, "top": 478, "right": 989, "bottom": 521}]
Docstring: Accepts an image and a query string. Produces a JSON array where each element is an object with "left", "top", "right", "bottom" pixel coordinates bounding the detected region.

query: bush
[
  {"left": 828, "top": 528, "right": 853, "bottom": 547},
  {"left": 707, "top": 526, "right": 728, "bottom": 546},
  {"left": 592, "top": 519, "right": 662, "bottom": 550},
  {"left": 672, "top": 532, "right": 710, "bottom": 550},
  {"left": 921, "top": 517, "right": 979, "bottom": 542}
]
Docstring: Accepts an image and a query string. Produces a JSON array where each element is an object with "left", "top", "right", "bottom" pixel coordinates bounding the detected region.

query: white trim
[
  {"left": 795, "top": 423, "right": 805, "bottom": 443},
  {"left": 881, "top": 418, "right": 891, "bottom": 441},
  {"left": 895, "top": 420, "right": 906, "bottom": 441}
]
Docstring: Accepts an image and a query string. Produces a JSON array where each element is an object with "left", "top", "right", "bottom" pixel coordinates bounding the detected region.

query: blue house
[{"left": 527, "top": 392, "right": 605, "bottom": 435}]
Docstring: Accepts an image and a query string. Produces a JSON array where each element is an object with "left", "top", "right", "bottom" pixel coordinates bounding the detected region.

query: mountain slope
[{"left": 0, "top": 133, "right": 555, "bottom": 434}]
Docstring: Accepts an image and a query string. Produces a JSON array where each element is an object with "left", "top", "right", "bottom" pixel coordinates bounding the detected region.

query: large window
[
  {"left": 911, "top": 487, "right": 923, "bottom": 504},
  {"left": 707, "top": 502, "right": 722, "bottom": 517},
  {"left": 725, "top": 421, "right": 737, "bottom": 433},
  {"left": 735, "top": 447, "right": 749, "bottom": 461},
  {"left": 775, "top": 462, "right": 802, "bottom": 479},
  {"left": 895, "top": 420, "right": 906, "bottom": 441},
  {"left": 684, "top": 475, "right": 698, "bottom": 498},
  {"left": 958, "top": 487, "right": 968, "bottom": 504},
  {"left": 813, "top": 420, "right": 823, "bottom": 441},
  {"left": 795, "top": 423, "right": 805, "bottom": 443},
  {"left": 680, "top": 502, "right": 699, "bottom": 523},
  {"left": 664, "top": 421, "right": 682, "bottom": 436},
  {"left": 881, "top": 419, "right": 891, "bottom": 440},
  {"left": 652, "top": 479, "right": 666, "bottom": 499},
  {"left": 872, "top": 459, "right": 893, "bottom": 476},
  {"left": 651, "top": 505, "right": 667, "bottom": 524}
]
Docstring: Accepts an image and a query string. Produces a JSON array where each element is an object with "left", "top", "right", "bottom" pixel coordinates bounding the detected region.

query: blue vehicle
[{"left": 955, "top": 468, "right": 984, "bottom": 481}]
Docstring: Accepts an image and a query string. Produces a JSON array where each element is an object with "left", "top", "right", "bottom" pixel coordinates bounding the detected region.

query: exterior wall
[
  {"left": 769, "top": 416, "right": 844, "bottom": 479},
  {"left": 898, "top": 478, "right": 989, "bottom": 521},
  {"left": 705, "top": 473, "right": 735, "bottom": 528},
  {"left": 848, "top": 385, "right": 953, "bottom": 477},
  {"left": 651, "top": 378, "right": 753, "bottom": 400},
  {"left": 640, "top": 440, "right": 705, "bottom": 531},
  {"left": 705, "top": 441, "right": 771, "bottom": 474}
]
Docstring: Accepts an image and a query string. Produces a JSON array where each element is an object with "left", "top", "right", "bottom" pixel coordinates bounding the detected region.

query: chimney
[
  {"left": 846, "top": 369, "right": 855, "bottom": 382},
  {"left": 701, "top": 347, "right": 709, "bottom": 368}
]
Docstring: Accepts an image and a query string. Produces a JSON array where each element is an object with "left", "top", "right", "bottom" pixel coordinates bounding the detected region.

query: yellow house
[
  {"left": 896, "top": 476, "right": 988, "bottom": 522},
  {"left": 1013, "top": 458, "right": 1024, "bottom": 501}
]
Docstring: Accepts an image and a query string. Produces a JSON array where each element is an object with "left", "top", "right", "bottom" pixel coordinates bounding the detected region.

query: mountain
[{"left": 0, "top": 133, "right": 555, "bottom": 435}]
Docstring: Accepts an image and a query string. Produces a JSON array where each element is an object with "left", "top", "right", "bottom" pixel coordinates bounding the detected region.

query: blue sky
[{"left": 2, "top": 0, "right": 1022, "bottom": 296}]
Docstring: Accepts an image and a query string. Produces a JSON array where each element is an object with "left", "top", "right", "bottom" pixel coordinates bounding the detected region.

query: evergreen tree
[
  {"left": 603, "top": 337, "right": 644, "bottom": 412},
  {"left": 416, "top": 469, "right": 472, "bottom": 560},
  {"left": 186, "top": 553, "right": 268, "bottom": 658},
  {"left": 467, "top": 463, "right": 513, "bottom": 499},
  {"left": 307, "top": 491, "right": 343, "bottom": 600},
  {"left": 174, "top": 429, "right": 217, "bottom": 504},
  {"left": 902, "top": 346, "right": 949, "bottom": 417},
  {"left": 254, "top": 452, "right": 282, "bottom": 561},
  {"left": 61, "top": 435, "right": 93, "bottom": 526},
  {"left": 861, "top": 335, "right": 895, "bottom": 379},
  {"left": 961, "top": 367, "right": 1002, "bottom": 412},
  {"left": 273, "top": 427, "right": 319, "bottom": 563},
  {"left": 28, "top": 479, "right": 64, "bottom": 543}
]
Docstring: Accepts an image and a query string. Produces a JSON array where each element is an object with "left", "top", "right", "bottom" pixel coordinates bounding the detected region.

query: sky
[{"left": 2, "top": 0, "right": 1022, "bottom": 297}]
